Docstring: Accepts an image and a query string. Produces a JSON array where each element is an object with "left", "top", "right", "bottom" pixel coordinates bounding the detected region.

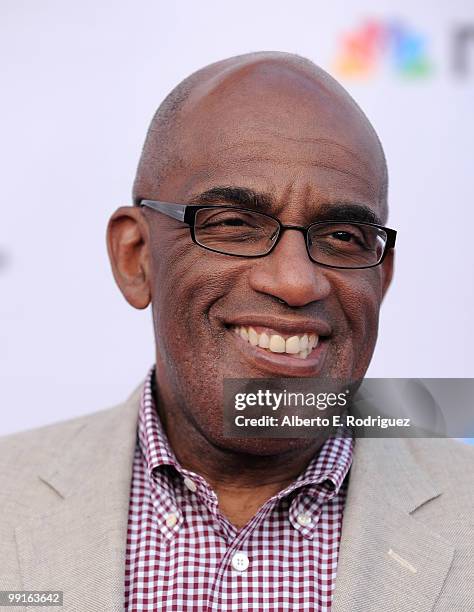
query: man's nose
[{"left": 248, "top": 229, "right": 331, "bottom": 307}]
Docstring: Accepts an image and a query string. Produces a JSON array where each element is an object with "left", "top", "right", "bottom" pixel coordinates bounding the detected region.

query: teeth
[
  {"left": 269, "top": 334, "right": 286, "bottom": 353},
  {"left": 233, "top": 326, "right": 320, "bottom": 360},
  {"left": 248, "top": 327, "right": 259, "bottom": 346},
  {"left": 285, "top": 336, "right": 300, "bottom": 354}
]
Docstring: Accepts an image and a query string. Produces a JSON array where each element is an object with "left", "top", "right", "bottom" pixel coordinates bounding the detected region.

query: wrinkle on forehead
[
  {"left": 133, "top": 52, "right": 388, "bottom": 216},
  {"left": 207, "top": 136, "right": 380, "bottom": 198}
]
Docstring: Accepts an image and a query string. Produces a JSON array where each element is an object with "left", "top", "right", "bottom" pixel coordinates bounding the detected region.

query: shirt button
[
  {"left": 231, "top": 552, "right": 249, "bottom": 572},
  {"left": 183, "top": 477, "right": 197, "bottom": 492},
  {"left": 297, "top": 512, "right": 312, "bottom": 527},
  {"left": 165, "top": 513, "right": 178, "bottom": 528}
]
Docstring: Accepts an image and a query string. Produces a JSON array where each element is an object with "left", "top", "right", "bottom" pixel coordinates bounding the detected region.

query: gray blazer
[{"left": 1, "top": 381, "right": 473, "bottom": 611}]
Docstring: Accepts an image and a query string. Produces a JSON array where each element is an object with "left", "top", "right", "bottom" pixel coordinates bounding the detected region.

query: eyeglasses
[{"left": 139, "top": 199, "right": 397, "bottom": 270}]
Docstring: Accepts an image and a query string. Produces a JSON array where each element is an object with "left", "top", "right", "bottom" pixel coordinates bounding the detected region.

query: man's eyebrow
[
  {"left": 189, "top": 187, "right": 382, "bottom": 225},
  {"left": 315, "top": 203, "right": 382, "bottom": 225},
  {"left": 188, "top": 186, "right": 274, "bottom": 213}
]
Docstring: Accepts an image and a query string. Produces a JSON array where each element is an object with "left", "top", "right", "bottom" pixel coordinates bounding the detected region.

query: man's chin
[{"left": 212, "top": 435, "right": 322, "bottom": 457}]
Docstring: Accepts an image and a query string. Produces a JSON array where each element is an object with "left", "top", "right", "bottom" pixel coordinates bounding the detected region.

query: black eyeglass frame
[{"left": 139, "top": 199, "right": 397, "bottom": 270}]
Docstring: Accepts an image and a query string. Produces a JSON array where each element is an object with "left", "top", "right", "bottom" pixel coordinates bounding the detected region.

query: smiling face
[{"left": 117, "top": 54, "right": 393, "bottom": 455}]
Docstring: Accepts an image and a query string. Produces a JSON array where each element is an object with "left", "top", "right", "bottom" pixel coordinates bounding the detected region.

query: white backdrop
[{"left": 1, "top": 0, "right": 473, "bottom": 435}]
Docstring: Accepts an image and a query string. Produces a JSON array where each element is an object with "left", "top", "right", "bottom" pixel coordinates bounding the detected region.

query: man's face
[{"left": 142, "top": 63, "right": 392, "bottom": 452}]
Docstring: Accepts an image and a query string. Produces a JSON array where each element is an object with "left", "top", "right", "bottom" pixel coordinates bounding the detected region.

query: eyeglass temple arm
[{"left": 140, "top": 199, "right": 187, "bottom": 222}]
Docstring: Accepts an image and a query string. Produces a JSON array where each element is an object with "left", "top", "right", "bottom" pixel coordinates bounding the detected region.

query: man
[{"left": 1, "top": 52, "right": 473, "bottom": 611}]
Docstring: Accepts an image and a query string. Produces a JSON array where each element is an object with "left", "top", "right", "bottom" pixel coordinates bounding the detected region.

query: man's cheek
[
  {"left": 348, "top": 293, "right": 381, "bottom": 369},
  {"left": 156, "top": 283, "right": 224, "bottom": 362},
  {"left": 336, "top": 271, "right": 382, "bottom": 321},
  {"left": 345, "top": 292, "right": 380, "bottom": 347},
  {"left": 331, "top": 274, "right": 382, "bottom": 356}
]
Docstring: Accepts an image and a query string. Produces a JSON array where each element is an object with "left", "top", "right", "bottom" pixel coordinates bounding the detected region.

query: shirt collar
[
  {"left": 138, "top": 366, "right": 179, "bottom": 478},
  {"left": 290, "top": 430, "right": 354, "bottom": 502}
]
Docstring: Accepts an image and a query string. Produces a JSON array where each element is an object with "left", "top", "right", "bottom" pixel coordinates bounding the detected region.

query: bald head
[{"left": 133, "top": 51, "right": 388, "bottom": 217}]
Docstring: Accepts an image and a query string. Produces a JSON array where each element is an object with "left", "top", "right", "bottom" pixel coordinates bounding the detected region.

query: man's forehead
[
  {"left": 179, "top": 132, "right": 382, "bottom": 206},
  {"left": 172, "top": 58, "right": 384, "bottom": 195},
  {"left": 134, "top": 53, "right": 388, "bottom": 218},
  {"left": 181, "top": 57, "right": 378, "bottom": 151}
]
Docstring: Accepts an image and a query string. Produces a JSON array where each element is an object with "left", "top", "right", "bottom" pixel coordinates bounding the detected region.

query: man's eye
[
  {"left": 200, "top": 215, "right": 257, "bottom": 229},
  {"left": 210, "top": 217, "right": 249, "bottom": 227},
  {"left": 314, "top": 227, "right": 370, "bottom": 251},
  {"left": 331, "top": 231, "right": 354, "bottom": 242}
]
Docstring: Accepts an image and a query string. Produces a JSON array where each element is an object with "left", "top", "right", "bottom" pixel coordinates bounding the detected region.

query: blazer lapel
[
  {"left": 332, "top": 437, "right": 455, "bottom": 612},
  {"left": 14, "top": 384, "right": 142, "bottom": 612}
]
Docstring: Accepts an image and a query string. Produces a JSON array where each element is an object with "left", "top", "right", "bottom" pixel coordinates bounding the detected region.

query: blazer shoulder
[
  {"left": 405, "top": 437, "right": 474, "bottom": 486},
  {"left": 0, "top": 380, "right": 144, "bottom": 480}
]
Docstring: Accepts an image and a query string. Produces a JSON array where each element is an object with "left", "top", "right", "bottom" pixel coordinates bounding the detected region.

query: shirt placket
[{"left": 205, "top": 499, "right": 278, "bottom": 611}]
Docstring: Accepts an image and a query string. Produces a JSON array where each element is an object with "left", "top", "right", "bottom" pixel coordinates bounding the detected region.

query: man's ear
[
  {"left": 106, "top": 206, "right": 151, "bottom": 309},
  {"left": 381, "top": 248, "right": 394, "bottom": 300}
]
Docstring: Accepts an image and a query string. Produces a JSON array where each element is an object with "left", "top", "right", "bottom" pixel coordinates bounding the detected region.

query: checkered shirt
[{"left": 124, "top": 367, "right": 353, "bottom": 611}]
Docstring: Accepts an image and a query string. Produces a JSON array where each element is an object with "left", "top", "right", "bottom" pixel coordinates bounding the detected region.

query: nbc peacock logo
[{"left": 334, "top": 19, "right": 433, "bottom": 79}]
